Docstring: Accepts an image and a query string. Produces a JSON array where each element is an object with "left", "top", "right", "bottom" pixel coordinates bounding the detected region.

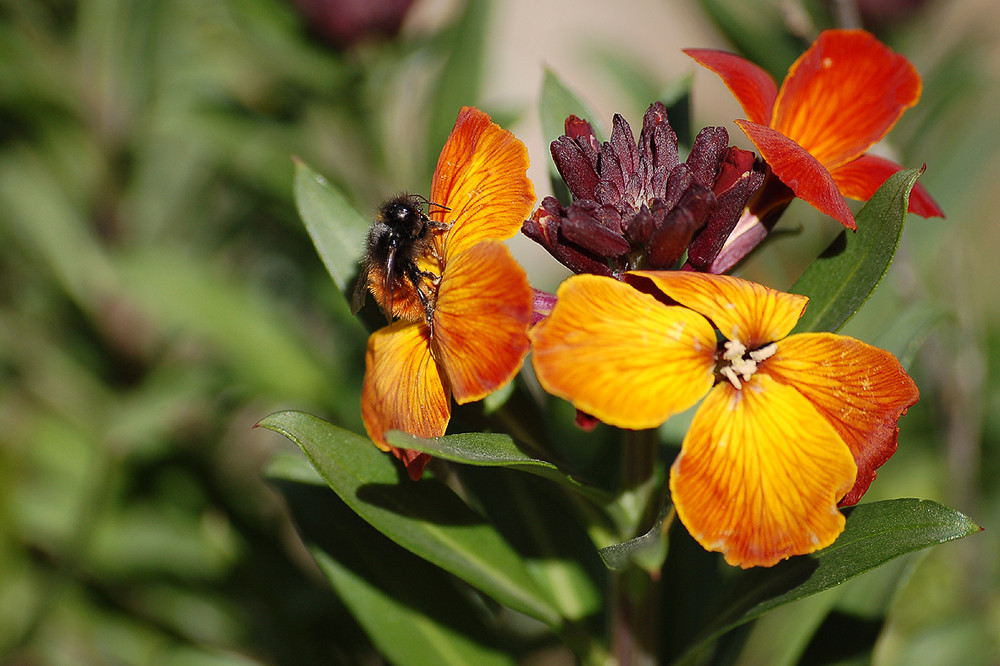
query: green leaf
[
  {"left": 539, "top": 67, "right": 604, "bottom": 148},
  {"left": 731, "top": 587, "right": 845, "bottom": 666},
  {"left": 694, "top": 0, "right": 803, "bottom": 80},
  {"left": 660, "top": 74, "right": 693, "bottom": 150},
  {"left": 292, "top": 158, "right": 369, "bottom": 293},
  {"left": 263, "top": 451, "right": 325, "bottom": 486},
  {"left": 598, "top": 503, "right": 672, "bottom": 573},
  {"left": 312, "top": 548, "right": 516, "bottom": 666},
  {"left": 274, "top": 478, "right": 517, "bottom": 666},
  {"left": 873, "top": 303, "right": 949, "bottom": 369},
  {"left": 426, "top": 0, "right": 491, "bottom": 177},
  {"left": 538, "top": 68, "right": 604, "bottom": 206},
  {"left": 790, "top": 168, "right": 923, "bottom": 334},
  {"left": 256, "top": 411, "right": 562, "bottom": 626},
  {"left": 386, "top": 431, "right": 616, "bottom": 511},
  {"left": 0, "top": 149, "right": 116, "bottom": 310},
  {"left": 674, "top": 498, "right": 981, "bottom": 662},
  {"left": 115, "top": 248, "right": 332, "bottom": 405},
  {"left": 456, "top": 467, "right": 604, "bottom": 623}
]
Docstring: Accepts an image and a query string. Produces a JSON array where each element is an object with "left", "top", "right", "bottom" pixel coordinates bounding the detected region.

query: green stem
[{"left": 610, "top": 429, "right": 662, "bottom": 665}]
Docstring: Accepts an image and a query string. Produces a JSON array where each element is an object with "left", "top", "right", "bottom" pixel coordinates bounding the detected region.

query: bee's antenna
[{"left": 410, "top": 194, "right": 449, "bottom": 212}]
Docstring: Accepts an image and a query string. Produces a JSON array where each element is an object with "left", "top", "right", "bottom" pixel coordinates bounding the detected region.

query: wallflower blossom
[
  {"left": 522, "top": 102, "right": 765, "bottom": 276},
  {"left": 530, "top": 271, "right": 918, "bottom": 567},
  {"left": 686, "top": 29, "right": 943, "bottom": 269},
  {"left": 361, "top": 107, "right": 535, "bottom": 480},
  {"left": 290, "top": 0, "right": 415, "bottom": 50}
]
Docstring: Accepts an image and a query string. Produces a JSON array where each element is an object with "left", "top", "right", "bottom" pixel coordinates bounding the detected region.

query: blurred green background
[{"left": 1, "top": 0, "right": 997, "bottom": 663}]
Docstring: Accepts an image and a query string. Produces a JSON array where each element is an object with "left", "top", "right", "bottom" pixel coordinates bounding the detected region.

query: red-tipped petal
[
  {"left": 362, "top": 322, "right": 450, "bottom": 479},
  {"left": 736, "top": 120, "right": 856, "bottom": 229},
  {"left": 684, "top": 48, "right": 778, "bottom": 125},
  {"left": 772, "top": 29, "right": 922, "bottom": 170},
  {"left": 432, "top": 241, "right": 532, "bottom": 404},
  {"left": 831, "top": 155, "right": 945, "bottom": 218},
  {"left": 671, "top": 375, "right": 856, "bottom": 568},
  {"left": 763, "top": 333, "right": 919, "bottom": 506},
  {"left": 429, "top": 107, "right": 536, "bottom": 261},
  {"left": 395, "top": 449, "right": 432, "bottom": 481}
]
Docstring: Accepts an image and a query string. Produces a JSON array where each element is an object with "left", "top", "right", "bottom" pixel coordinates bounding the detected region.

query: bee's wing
[
  {"left": 381, "top": 245, "right": 398, "bottom": 324},
  {"left": 350, "top": 261, "right": 370, "bottom": 315}
]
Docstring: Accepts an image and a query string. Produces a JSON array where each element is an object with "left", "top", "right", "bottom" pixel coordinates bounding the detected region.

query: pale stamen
[{"left": 719, "top": 341, "right": 777, "bottom": 390}]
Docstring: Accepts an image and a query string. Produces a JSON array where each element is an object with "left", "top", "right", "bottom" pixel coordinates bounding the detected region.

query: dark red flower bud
[
  {"left": 686, "top": 147, "right": 766, "bottom": 270},
  {"left": 523, "top": 102, "right": 765, "bottom": 277},
  {"left": 646, "top": 187, "right": 716, "bottom": 269},
  {"left": 563, "top": 207, "right": 632, "bottom": 258},
  {"left": 687, "top": 126, "right": 731, "bottom": 189},
  {"left": 551, "top": 135, "right": 601, "bottom": 202}
]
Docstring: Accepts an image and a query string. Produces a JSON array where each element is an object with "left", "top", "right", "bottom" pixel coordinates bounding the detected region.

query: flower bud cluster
[{"left": 523, "top": 102, "right": 765, "bottom": 277}]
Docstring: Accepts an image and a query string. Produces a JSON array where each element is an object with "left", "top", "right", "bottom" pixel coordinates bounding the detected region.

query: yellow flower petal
[
  {"left": 763, "top": 333, "right": 919, "bottom": 506},
  {"left": 362, "top": 321, "right": 450, "bottom": 479},
  {"left": 531, "top": 275, "right": 717, "bottom": 430},
  {"left": 671, "top": 374, "right": 857, "bottom": 568},
  {"left": 432, "top": 240, "right": 532, "bottom": 404},
  {"left": 630, "top": 271, "right": 807, "bottom": 347},
  {"left": 429, "top": 107, "right": 536, "bottom": 262}
]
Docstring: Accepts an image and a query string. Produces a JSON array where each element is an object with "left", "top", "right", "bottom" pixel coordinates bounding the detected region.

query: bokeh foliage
[
  {"left": 0, "top": 0, "right": 483, "bottom": 661},
  {"left": 1, "top": 0, "right": 999, "bottom": 664}
]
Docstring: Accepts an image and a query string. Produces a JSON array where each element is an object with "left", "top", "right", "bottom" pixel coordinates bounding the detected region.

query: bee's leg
[
  {"left": 404, "top": 263, "right": 441, "bottom": 335},
  {"left": 427, "top": 221, "right": 452, "bottom": 262},
  {"left": 415, "top": 272, "right": 442, "bottom": 335},
  {"left": 415, "top": 289, "right": 434, "bottom": 335}
]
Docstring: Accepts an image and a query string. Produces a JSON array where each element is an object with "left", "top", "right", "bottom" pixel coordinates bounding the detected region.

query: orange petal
[
  {"left": 394, "top": 448, "right": 432, "bottom": 481},
  {"left": 362, "top": 321, "right": 451, "bottom": 480},
  {"left": 530, "top": 274, "right": 716, "bottom": 430},
  {"left": 432, "top": 240, "right": 532, "bottom": 404},
  {"left": 629, "top": 271, "right": 807, "bottom": 349},
  {"left": 763, "top": 333, "right": 919, "bottom": 506},
  {"left": 429, "top": 107, "right": 536, "bottom": 261},
  {"left": 670, "top": 375, "right": 857, "bottom": 568},
  {"left": 683, "top": 48, "right": 777, "bottom": 125},
  {"left": 736, "top": 120, "right": 856, "bottom": 229},
  {"left": 831, "top": 155, "right": 945, "bottom": 218},
  {"left": 772, "top": 29, "right": 922, "bottom": 170}
]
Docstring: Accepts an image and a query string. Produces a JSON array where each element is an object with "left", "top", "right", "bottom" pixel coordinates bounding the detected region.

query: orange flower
[
  {"left": 686, "top": 29, "right": 943, "bottom": 232},
  {"left": 531, "top": 272, "right": 918, "bottom": 567},
  {"left": 361, "top": 107, "right": 535, "bottom": 479}
]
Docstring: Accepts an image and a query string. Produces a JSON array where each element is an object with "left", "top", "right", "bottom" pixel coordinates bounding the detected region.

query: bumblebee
[{"left": 352, "top": 194, "right": 450, "bottom": 325}]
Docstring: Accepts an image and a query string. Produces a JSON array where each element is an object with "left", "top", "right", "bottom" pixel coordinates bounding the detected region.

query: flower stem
[{"left": 610, "top": 429, "right": 662, "bottom": 665}]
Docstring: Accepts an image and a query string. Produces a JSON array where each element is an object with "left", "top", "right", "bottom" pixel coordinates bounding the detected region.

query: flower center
[{"left": 717, "top": 340, "right": 777, "bottom": 390}]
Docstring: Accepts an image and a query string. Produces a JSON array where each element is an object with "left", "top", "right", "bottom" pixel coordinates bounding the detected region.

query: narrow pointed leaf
[
  {"left": 257, "top": 410, "right": 562, "bottom": 626},
  {"left": 274, "top": 478, "right": 518, "bottom": 666},
  {"left": 661, "top": 74, "right": 694, "bottom": 149},
  {"left": 791, "top": 168, "right": 923, "bottom": 333},
  {"left": 540, "top": 68, "right": 604, "bottom": 148},
  {"left": 599, "top": 503, "right": 672, "bottom": 573},
  {"left": 693, "top": 0, "right": 801, "bottom": 79},
  {"left": 674, "top": 498, "right": 981, "bottom": 662},
  {"left": 312, "top": 548, "right": 517, "bottom": 666},
  {"left": 386, "top": 430, "right": 616, "bottom": 510},
  {"left": 292, "top": 158, "right": 368, "bottom": 293},
  {"left": 426, "top": 0, "right": 491, "bottom": 178},
  {"left": 116, "top": 249, "right": 331, "bottom": 404},
  {"left": 874, "top": 303, "right": 949, "bottom": 369},
  {"left": 263, "top": 451, "right": 325, "bottom": 485},
  {"left": 457, "top": 468, "right": 604, "bottom": 622}
]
